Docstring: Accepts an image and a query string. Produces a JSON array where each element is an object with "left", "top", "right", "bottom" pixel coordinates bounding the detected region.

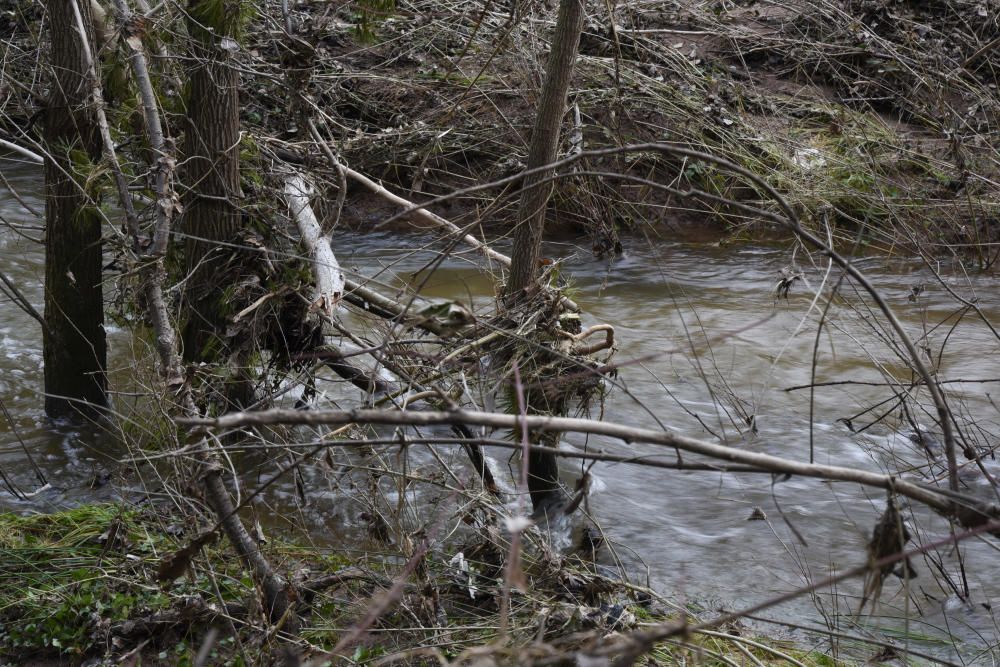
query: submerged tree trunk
[
  {"left": 42, "top": 0, "right": 107, "bottom": 419},
  {"left": 504, "top": 0, "right": 586, "bottom": 512},
  {"left": 181, "top": 0, "right": 243, "bottom": 364},
  {"left": 505, "top": 0, "right": 586, "bottom": 297}
]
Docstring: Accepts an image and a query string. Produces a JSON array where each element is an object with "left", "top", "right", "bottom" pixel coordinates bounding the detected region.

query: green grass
[{"left": 0, "top": 504, "right": 253, "bottom": 660}]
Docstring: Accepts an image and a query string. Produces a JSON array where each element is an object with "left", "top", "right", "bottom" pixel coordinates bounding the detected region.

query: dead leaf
[{"left": 157, "top": 529, "right": 218, "bottom": 584}]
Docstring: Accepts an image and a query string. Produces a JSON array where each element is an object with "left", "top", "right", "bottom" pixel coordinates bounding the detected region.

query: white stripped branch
[{"left": 283, "top": 173, "right": 345, "bottom": 318}]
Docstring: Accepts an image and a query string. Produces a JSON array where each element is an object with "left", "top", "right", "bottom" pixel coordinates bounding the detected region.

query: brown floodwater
[{"left": 3, "top": 159, "right": 1000, "bottom": 662}]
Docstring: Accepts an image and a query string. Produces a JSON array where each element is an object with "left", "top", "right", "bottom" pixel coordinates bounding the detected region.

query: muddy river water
[{"left": 3, "top": 160, "right": 1000, "bottom": 662}]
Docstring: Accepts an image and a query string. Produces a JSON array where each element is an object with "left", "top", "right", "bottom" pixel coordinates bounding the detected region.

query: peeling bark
[{"left": 283, "top": 173, "right": 345, "bottom": 317}]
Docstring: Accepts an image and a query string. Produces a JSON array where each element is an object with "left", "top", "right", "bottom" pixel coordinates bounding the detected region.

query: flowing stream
[{"left": 3, "top": 160, "right": 1000, "bottom": 662}]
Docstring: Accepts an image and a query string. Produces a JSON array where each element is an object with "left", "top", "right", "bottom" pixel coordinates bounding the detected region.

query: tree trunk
[
  {"left": 42, "top": 0, "right": 107, "bottom": 419},
  {"left": 504, "top": 0, "right": 585, "bottom": 512},
  {"left": 528, "top": 431, "right": 563, "bottom": 510},
  {"left": 181, "top": 1, "right": 243, "bottom": 363},
  {"left": 204, "top": 470, "right": 296, "bottom": 630},
  {"left": 505, "top": 0, "right": 586, "bottom": 297},
  {"left": 178, "top": 3, "right": 297, "bottom": 632}
]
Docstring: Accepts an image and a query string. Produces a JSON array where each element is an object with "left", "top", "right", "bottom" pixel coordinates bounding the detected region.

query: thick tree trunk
[
  {"left": 42, "top": 0, "right": 107, "bottom": 419},
  {"left": 505, "top": 0, "right": 586, "bottom": 297},
  {"left": 177, "top": 3, "right": 297, "bottom": 632},
  {"left": 181, "top": 3, "right": 243, "bottom": 363}
]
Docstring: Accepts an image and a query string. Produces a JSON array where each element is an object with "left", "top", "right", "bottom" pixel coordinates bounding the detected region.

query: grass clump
[
  {"left": 0, "top": 504, "right": 255, "bottom": 662},
  {"left": 0, "top": 502, "right": 851, "bottom": 665}
]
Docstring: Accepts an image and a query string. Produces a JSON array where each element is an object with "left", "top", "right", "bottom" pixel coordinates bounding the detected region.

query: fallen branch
[
  {"left": 283, "top": 172, "right": 344, "bottom": 317},
  {"left": 339, "top": 162, "right": 511, "bottom": 268},
  {"left": 0, "top": 138, "right": 43, "bottom": 164},
  {"left": 178, "top": 407, "right": 999, "bottom": 523},
  {"left": 342, "top": 276, "right": 473, "bottom": 338},
  {"left": 567, "top": 324, "right": 615, "bottom": 356},
  {"left": 300, "top": 566, "right": 396, "bottom": 608},
  {"left": 306, "top": 118, "right": 347, "bottom": 233},
  {"left": 281, "top": 171, "right": 382, "bottom": 393}
]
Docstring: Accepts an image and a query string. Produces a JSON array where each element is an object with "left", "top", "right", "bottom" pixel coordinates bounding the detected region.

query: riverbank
[
  {"left": 239, "top": 0, "right": 1000, "bottom": 253},
  {"left": 2, "top": 0, "right": 997, "bottom": 253},
  {"left": 0, "top": 502, "right": 857, "bottom": 665}
]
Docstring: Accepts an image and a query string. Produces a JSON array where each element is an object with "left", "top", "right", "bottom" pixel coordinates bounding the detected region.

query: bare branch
[
  {"left": 283, "top": 172, "right": 345, "bottom": 317},
  {"left": 178, "top": 407, "right": 997, "bottom": 519}
]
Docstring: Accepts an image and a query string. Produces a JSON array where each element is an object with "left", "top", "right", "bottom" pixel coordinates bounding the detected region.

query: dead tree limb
[
  {"left": 0, "top": 138, "right": 43, "bottom": 163},
  {"left": 274, "top": 180, "right": 502, "bottom": 494},
  {"left": 283, "top": 172, "right": 345, "bottom": 317},
  {"left": 345, "top": 164, "right": 510, "bottom": 267},
  {"left": 179, "top": 407, "right": 1000, "bottom": 526},
  {"left": 324, "top": 157, "right": 511, "bottom": 268}
]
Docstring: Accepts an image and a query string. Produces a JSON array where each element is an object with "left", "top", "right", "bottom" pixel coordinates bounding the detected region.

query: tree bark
[
  {"left": 181, "top": 1, "right": 243, "bottom": 363},
  {"left": 204, "top": 470, "right": 296, "bottom": 629},
  {"left": 175, "top": 3, "right": 296, "bottom": 632},
  {"left": 527, "top": 431, "right": 563, "bottom": 510},
  {"left": 283, "top": 173, "right": 345, "bottom": 318},
  {"left": 42, "top": 0, "right": 107, "bottom": 419},
  {"left": 503, "top": 0, "right": 586, "bottom": 512},
  {"left": 505, "top": 0, "right": 586, "bottom": 297}
]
